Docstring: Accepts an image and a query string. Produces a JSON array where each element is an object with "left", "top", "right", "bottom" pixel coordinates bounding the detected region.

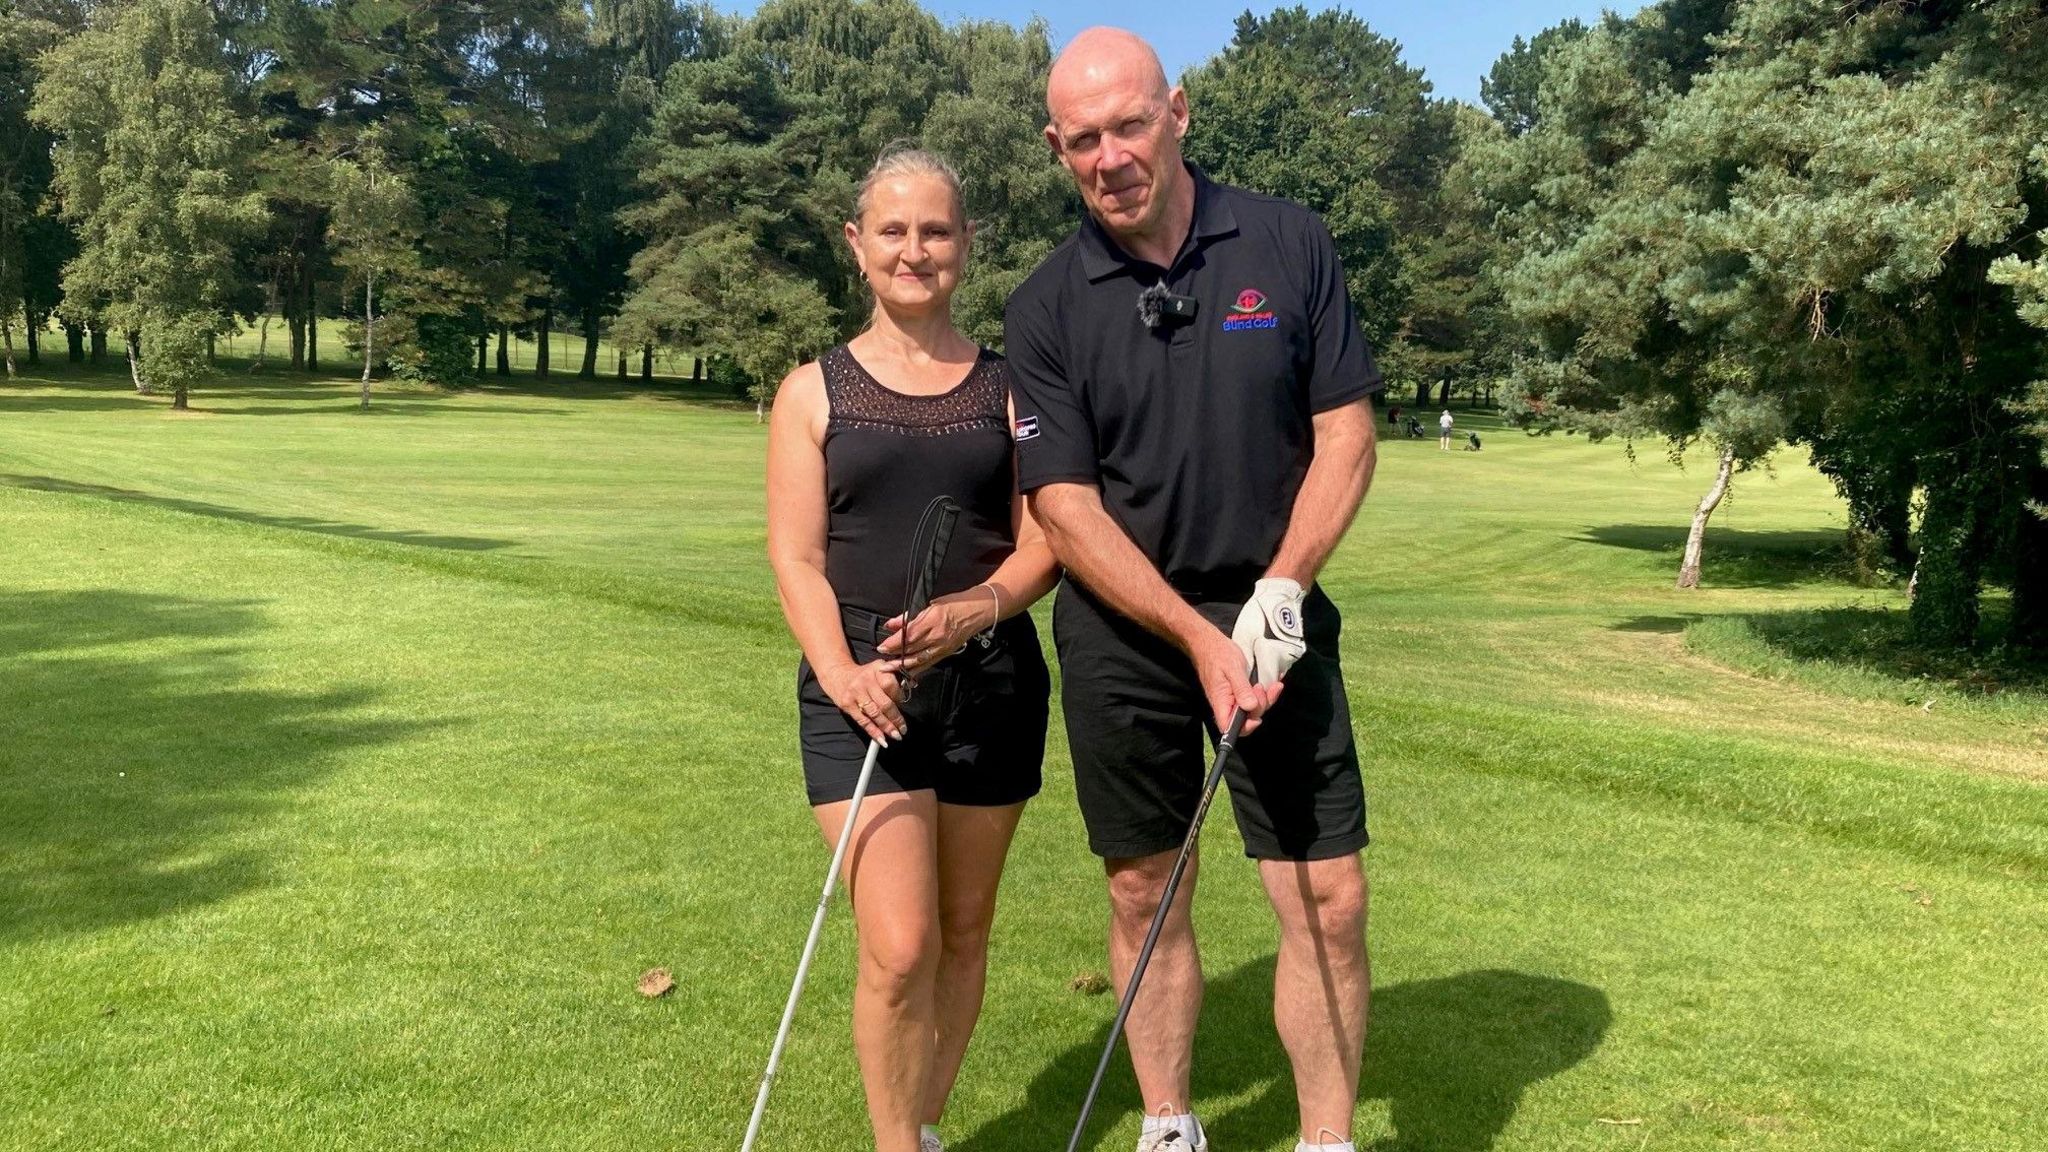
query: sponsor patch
[
  {"left": 1224, "top": 286, "right": 1278, "bottom": 332},
  {"left": 1014, "top": 415, "right": 1040, "bottom": 441}
]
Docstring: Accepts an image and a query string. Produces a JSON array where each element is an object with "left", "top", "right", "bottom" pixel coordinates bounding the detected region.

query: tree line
[{"left": 1, "top": 0, "right": 2045, "bottom": 647}]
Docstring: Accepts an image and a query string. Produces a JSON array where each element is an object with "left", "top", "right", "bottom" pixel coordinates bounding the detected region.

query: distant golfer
[
  {"left": 1439, "top": 409, "right": 1454, "bottom": 451},
  {"left": 1007, "top": 28, "right": 1380, "bottom": 1152},
  {"left": 765, "top": 145, "right": 1059, "bottom": 1152}
]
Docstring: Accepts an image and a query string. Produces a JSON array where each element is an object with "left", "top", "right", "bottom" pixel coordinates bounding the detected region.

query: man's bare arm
[
  {"left": 1030, "top": 482, "right": 1277, "bottom": 731},
  {"left": 1266, "top": 397, "right": 1378, "bottom": 586}
]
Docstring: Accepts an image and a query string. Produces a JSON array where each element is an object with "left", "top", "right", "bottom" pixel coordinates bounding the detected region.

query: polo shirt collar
[{"left": 1077, "top": 163, "right": 1239, "bottom": 283}]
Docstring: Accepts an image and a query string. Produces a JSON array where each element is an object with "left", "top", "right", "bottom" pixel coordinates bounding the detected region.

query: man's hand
[
  {"left": 1232, "top": 577, "right": 1307, "bottom": 686},
  {"left": 1191, "top": 629, "right": 1282, "bottom": 737}
]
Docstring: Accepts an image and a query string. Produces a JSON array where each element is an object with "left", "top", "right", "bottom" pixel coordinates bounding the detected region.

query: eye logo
[{"left": 1223, "top": 287, "right": 1278, "bottom": 332}]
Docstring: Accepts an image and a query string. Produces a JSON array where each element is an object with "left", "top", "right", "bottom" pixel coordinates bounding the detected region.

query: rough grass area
[{"left": 3, "top": 366, "right": 2044, "bottom": 1151}]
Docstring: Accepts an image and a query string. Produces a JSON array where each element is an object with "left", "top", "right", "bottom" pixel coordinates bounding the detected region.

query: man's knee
[
  {"left": 1105, "top": 852, "right": 1186, "bottom": 931},
  {"left": 1273, "top": 857, "right": 1368, "bottom": 946}
]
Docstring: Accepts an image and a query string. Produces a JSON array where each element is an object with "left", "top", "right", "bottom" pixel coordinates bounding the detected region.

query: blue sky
[{"left": 732, "top": 2, "right": 1636, "bottom": 106}]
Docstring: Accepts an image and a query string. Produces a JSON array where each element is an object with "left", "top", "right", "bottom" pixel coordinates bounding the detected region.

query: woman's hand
[
  {"left": 878, "top": 587, "right": 998, "bottom": 677},
  {"left": 815, "top": 659, "right": 908, "bottom": 744}
]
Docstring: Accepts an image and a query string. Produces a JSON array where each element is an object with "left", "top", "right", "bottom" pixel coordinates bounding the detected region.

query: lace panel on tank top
[{"left": 822, "top": 345, "right": 1008, "bottom": 437}]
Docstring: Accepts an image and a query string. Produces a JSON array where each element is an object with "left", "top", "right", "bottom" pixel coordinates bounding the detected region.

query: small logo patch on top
[
  {"left": 1014, "top": 415, "right": 1041, "bottom": 441},
  {"left": 1224, "top": 287, "right": 1278, "bottom": 332}
]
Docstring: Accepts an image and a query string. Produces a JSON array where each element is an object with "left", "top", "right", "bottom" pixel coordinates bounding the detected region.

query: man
[{"left": 1004, "top": 27, "right": 1380, "bottom": 1152}]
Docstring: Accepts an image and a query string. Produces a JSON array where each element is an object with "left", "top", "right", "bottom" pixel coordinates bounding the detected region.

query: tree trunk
[
  {"left": 640, "top": 343, "right": 653, "bottom": 382},
  {"left": 536, "top": 306, "right": 552, "bottom": 378},
  {"left": 1909, "top": 466, "right": 1985, "bottom": 647},
  {"left": 205, "top": 331, "right": 215, "bottom": 366},
  {"left": 89, "top": 323, "right": 106, "bottom": 363},
  {"left": 2009, "top": 463, "right": 2048, "bottom": 649},
  {"left": 306, "top": 290, "right": 319, "bottom": 373},
  {"left": 476, "top": 331, "right": 488, "bottom": 375},
  {"left": 360, "top": 273, "right": 374, "bottom": 409},
  {"left": 253, "top": 273, "right": 279, "bottom": 370},
  {"left": 65, "top": 321, "right": 84, "bottom": 363},
  {"left": 1676, "top": 446, "right": 1736, "bottom": 589},
  {"left": 288, "top": 314, "right": 305, "bottom": 370},
  {"left": 1414, "top": 379, "right": 1430, "bottom": 408},
  {"left": 1437, "top": 378, "right": 1452, "bottom": 407},
  {"left": 616, "top": 346, "right": 627, "bottom": 380},
  {"left": 126, "top": 331, "right": 148, "bottom": 394},
  {"left": 497, "top": 324, "right": 511, "bottom": 376},
  {"left": 2, "top": 315, "right": 15, "bottom": 379},
  {"left": 172, "top": 383, "right": 188, "bottom": 410},
  {"left": 693, "top": 356, "right": 703, "bottom": 382},
  {"left": 579, "top": 310, "right": 599, "bottom": 379},
  {"left": 24, "top": 306, "right": 41, "bottom": 365}
]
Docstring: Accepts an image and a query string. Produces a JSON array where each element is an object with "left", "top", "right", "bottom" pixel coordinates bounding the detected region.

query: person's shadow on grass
[{"left": 956, "top": 958, "right": 1609, "bottom": 1152}]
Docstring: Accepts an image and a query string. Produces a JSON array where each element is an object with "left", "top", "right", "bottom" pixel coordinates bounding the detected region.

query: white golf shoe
[{"left": 919, "top": 1127, "right": 944, "bottom": 1152}]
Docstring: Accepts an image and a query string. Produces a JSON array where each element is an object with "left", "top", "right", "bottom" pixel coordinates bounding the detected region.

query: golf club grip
[
  {"left": 900, "top": 496, "right": 962, "bottom": 627},
  {"left": 1066, "top": 708, "right": 1247, "bottom": 1152}
]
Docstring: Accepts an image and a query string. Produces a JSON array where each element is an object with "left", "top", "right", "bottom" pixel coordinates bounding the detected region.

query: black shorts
[
  {"left": 1053, "top": 581, "right": 1367, "bottom": 861},
  {"left": 797, "top": 606, "right": 1049, "bottom": 807}
]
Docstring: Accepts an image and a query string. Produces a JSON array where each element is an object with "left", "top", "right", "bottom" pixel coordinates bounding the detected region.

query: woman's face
[{"left": 846, "top": 174, "right": 970, "bottom": 318}]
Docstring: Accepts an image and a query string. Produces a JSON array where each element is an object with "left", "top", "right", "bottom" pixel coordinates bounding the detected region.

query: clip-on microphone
[{"left": 1137, "top": 282, "right": 1199, "bottom": 330}]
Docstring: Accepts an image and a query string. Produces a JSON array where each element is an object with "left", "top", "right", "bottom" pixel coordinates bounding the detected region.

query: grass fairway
[{"left": 3, "top": 367, "right": 2044, "bottom": 1152}]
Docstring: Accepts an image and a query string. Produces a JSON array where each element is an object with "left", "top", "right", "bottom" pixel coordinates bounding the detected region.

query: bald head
[
  {"left": 1047, "top": 27, "right": 1170, "bottom": 118},
  {"left": 1042, "top": 26, "right": 1193, "bottom": 257}
]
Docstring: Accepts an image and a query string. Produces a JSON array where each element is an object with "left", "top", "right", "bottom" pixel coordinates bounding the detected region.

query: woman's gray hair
[{"left": 853, "top": 142, "right": 964, "bottom": 225}]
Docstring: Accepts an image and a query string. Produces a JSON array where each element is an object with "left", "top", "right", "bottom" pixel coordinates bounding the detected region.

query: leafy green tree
[
  {"left": 1183, "top": 5, "right": 1452, "bottom": 373},
  {"left": 1480, "top": 19, "right": 1586, "bottom": 137},
  {"left": 33, "top": 0, "right": 267, "bottom": 408},
  {"left": 327, "top": 127, "right": 418, "bottom": 407},
  {"left": 0, "top": 0, "right": 62, "bottom": 377},
  {"left": 1474, "top": 0, "right": 2048, "bottom": 639}
]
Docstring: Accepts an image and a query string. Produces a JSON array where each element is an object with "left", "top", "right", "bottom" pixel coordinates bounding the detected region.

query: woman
[{"left": 765, "top": 146, "right": 1059, "bottom": 1152}]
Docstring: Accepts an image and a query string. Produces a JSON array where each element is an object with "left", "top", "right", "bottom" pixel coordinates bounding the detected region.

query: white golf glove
[{"left": 1231, "top": 577, "right": 1307, "bottom": 686}]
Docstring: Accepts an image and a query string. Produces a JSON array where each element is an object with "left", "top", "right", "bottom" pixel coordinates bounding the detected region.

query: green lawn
[{"left": 2, "top": 368, "right": 2043, "bottom": 1151}]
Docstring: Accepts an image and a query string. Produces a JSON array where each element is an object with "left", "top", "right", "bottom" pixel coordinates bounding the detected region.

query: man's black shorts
[
  {"left": 797, "top": 606, "right": 1049, "bottom": 807},
  {"left": 1053, "top": 580, "right": 1367, "bottom": 861}
]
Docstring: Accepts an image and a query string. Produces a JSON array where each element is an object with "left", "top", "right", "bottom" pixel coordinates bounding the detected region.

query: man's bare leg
[
  {"left": 1261, "top": 855, "right": 1369, "bottom": 1143},
  {"left": 1106, "top": 847, "right": 1204, "bottom": 1115}
]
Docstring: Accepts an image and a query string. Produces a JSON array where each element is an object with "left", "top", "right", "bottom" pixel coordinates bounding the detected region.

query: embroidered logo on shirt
[
  {"left": 1014, "top": 416, "right": 1040, "bottom": 441},
  {"left": 1223, "top": 287, "right": 1278, "bottom": 332}
]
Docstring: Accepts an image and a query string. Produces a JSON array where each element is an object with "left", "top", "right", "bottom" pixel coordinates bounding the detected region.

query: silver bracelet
[{"left": 975, "top": 583, "right": 1001, "bottom": 648}]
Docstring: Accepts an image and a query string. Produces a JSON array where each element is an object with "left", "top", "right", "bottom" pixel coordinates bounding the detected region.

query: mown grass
[{"left": 2, "top": 366, "right": 2044, "bottom": 1151}]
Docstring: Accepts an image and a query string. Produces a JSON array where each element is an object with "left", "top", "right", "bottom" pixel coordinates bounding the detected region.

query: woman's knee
[{"left": 860, "top": 922, "right": 940, "bottom": 1000}]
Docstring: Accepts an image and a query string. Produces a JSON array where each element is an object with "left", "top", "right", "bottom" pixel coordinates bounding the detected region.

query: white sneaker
[
  {"left": 919, "top": 1131, "right": 944, "bottom": 1152},
  {"left": 1136, "top": 1116, "right": 1207, "bottom": 1152}
]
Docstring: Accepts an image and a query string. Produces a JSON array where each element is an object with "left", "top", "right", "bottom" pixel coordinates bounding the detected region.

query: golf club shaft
[
  {"left": 1065, "top": 708, "right": 1247, "bottom": 1152},
  {"left": 741, "top": 736, "right": 884, "bottom": 1152}
]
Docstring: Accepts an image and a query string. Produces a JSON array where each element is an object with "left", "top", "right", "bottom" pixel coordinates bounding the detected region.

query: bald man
[{"left": 1004, "top": 26, "right": 1382, "bottom": 1152}]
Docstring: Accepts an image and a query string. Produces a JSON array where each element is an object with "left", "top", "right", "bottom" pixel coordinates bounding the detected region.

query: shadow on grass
[
  {"left": 0, "top": 590, "right": 425, "bottom": 941},
  {"left": 959, "top": 958, "right": 1609, "bottom": 1152},
  {"left": 0, "top": 474, "right": 513, "bottom": 552},
  {"left": 1576, "top": 524, "right": 1847, "bottom": 588},
  {"left": 1694, "top": 606, "right": 2048, "bottom": 696}
]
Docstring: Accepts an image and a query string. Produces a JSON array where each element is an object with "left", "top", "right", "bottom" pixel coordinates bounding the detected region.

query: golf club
[
  {"left": 1064, "top": 706, "right": 1249, "bottom": 1152},
  {"left": 742, "top": 495, "right": 961, "bottom": 1152}
]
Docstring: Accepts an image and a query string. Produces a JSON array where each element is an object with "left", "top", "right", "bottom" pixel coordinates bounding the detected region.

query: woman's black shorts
[{"left": 797, "top": 606, "right": 1049, "bottom": 807}]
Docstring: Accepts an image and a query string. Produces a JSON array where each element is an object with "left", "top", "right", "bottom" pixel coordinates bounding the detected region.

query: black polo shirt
[{"left": 1005, "top": 166, "right": 1383, "bottom": 597}]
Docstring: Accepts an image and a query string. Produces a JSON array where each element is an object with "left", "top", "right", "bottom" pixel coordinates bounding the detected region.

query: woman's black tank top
[{"left": 821, "top": 344, "right": 1016, "bottom": 617}]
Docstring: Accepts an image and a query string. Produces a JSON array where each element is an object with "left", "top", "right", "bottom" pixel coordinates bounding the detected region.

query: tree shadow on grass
[
  {"left": 958, "top": 958, "right": 1609, "bottom": 1152},
  {"left": 1577, "top": 524, "right": 1847, "bottom": 588},
  {"left": 1700, "top": 605, "right": 2048, "bottom": 696},
  {"left": 0, "top": 590, "right": 426, "bottom": 942},
  {"left": 0, "top": 474, "right": 513, "bottom": 552}
]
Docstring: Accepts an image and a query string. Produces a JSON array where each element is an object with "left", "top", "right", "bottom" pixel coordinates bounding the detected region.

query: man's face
[{"left": 1045, "top": 74, "right": 1189, "bottom": 242}]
